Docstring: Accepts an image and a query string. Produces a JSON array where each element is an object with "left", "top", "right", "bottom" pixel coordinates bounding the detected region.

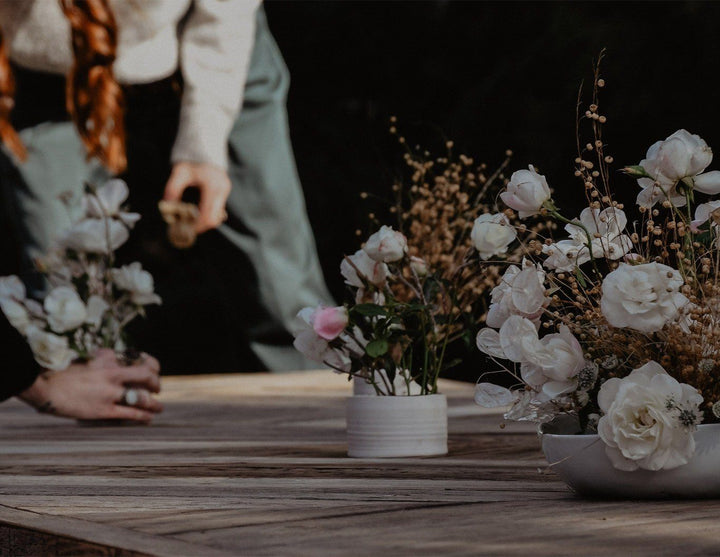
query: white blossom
[
  {"left": 498, "top": 316, "right": 585, "bottom": 398},
  {"left": 363, "top": 226, "right": 408, "bottom": 263},
  {"left": 471, "top": 213, "right": 517, "bottom": 260},
  {"left": 690, "top": 200, "right": 720, "bottom": 250},
  {"left": 500, "top": 165, "right": 551, "bottom": 218},
  {"left": 341, "top": 249, "right": 389, "bottom": 288},
  {"left": 600, "top": 262, "right": 688, "bottom": 334},
  {"left": 111, "top": 262, "right": 161, "bottom": 306},
  {"left": 44, "top": 286, "right": 87, "bottom": 333},
  {"left": 82, "top": 179, "right": 140, "bottom": 228},
  {"left": 542, "top": 239, "right": 591, "bottom": 272},
  {"left": 26, "top": 325, "right": 77, "bottom": 371},
  {"left": 636, "top": 129, "right": 720, "bottom": 208},
  {"left": 598, "top": 361, "right": 703, "bottom": 471},
  {"left": 486, "top": 261, "right": 547, "bottom": 329},
  {"left": 0, "top": 298, "right": 31, "bottom": 335},
  {"left": 565, "top": 207, "right": 633, "bottom": 260},
  {"left": 0, "top": 276, "right": 26, "bottom": 301},
  {"left": 409, "top": 256, "right": 428, "bottom": 277},
  {"left": 58, "top": 218, "right": 130, "bottom": 254}
]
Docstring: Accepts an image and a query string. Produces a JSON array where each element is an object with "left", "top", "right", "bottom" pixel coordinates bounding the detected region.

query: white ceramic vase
[
  {"left": 542, "top": 423, "right": 720, "bottom": 498},
  {"left": 346, "top": 394, "right": 448, "bottom": 458}
]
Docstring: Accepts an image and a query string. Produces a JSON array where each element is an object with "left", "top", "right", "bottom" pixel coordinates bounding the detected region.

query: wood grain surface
[{"left": 1, "top": 371, "right": 719, "bottom": 556}]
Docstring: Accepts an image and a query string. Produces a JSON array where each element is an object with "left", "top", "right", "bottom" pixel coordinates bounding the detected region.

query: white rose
[
  {"left": 565, "top": 207, "right": 633, "bottom": 261},
  {"left": 500, "top": 165, "right": 551, "bottom": 218},
  {"left": 636, "top": 129, "right": 720, "bottom": 208},
  {"left": 363, "top": 225, "right": 408, "bottom": 263},
  {"left": 0, "top": 275, "right": 26, "bottom": 301},
  {"left": 341, "top": 249, "right": 389, "bottom": 288},
  {"left": 486, "top": 262, "right": 547, "bottom": 328},
  {"left": 542, "top": 239, "right": 591, "bottom": 272},
  {"left": 111, "top": 262, "right": 162, "bottom": 305},
  {"left": 471, "top": 213, "right": 517, "bottom": 260},
  {"left": 59, "top": 218, "right": 130, "bottom": 254},
  {"left": 498, "top": 316, "right": 585, "bottom": 398},
  {"left": 44, "top": 286, "right": 87, "bottom": 333},
  {"left": 600, "top": 262, "right": 688, "bottom": 333},
  {"left": 0, "top": 298, "right": 31, "bottom": 335},
  {"left": 26, "top": 325, "right": 77, "bottom": 371},
  {"left": 82, "top": 179, "right": 141, "bottom": 228},
  {"left": 597, "top": 361, "right": 703, "bottom": 471}
]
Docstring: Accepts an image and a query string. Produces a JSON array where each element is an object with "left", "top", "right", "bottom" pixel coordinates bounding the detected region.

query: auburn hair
[{"left": 0, "top": 0, "right": 126, "bottom": 173}]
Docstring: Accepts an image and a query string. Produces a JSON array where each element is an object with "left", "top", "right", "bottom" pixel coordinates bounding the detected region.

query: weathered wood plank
[
  {"left": 0, "top": 505, "right": 233, "bottom": 557},
  {"left": 2, "top": 372, "right": 716, "bottom": 556}
]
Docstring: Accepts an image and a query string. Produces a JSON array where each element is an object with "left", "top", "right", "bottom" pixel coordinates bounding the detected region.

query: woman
[
  {"left": 1, "top": 311, "right": 162, "bottom": 422},
  {"left": 0, "top": 0, "right": 332, "bottom": 373}
]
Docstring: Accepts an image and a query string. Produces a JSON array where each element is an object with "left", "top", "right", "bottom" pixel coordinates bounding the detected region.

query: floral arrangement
[
  {"left": 0, "top": 179, "right": 160, "bottom": 371},
  {"left": 293, "top": 127, "right": 540, "bottom": 395},
  {"left": 474, "top": 69, "right": 720, "bottom": 472},
  {"left": 294, "top": 225, "right": 434, "bottom": 395}
]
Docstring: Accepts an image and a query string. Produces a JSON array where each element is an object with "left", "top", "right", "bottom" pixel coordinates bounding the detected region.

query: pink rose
[{"left": 312, "top": 306, "right": 349, "bottom": 340}]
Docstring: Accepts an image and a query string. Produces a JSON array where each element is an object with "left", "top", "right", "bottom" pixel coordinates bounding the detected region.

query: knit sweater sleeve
[
  {"left": 0, "top": 312, "right": 40, "bottom": 402},
  {"left": 170, "top": 0, "right": 261, "bottom": 170}
]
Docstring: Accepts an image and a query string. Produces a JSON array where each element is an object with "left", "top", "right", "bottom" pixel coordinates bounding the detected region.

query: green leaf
[
  {"left": 352, "top": 304, "right": 388, "bottom": 317},
  {"left": 365, "top": 339, "right": 390, "bottom": 358}
]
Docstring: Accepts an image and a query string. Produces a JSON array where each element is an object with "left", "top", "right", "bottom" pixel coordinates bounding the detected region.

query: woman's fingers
[
  {"left": 133, "top": 388, "right": 163, "bottom": 413},
  {"left": 140, "top": 353, "right": 161, "bottom": 374},
  {"left": 111, "top": 367, "right": 161, "bottom": 393},
  {"left": 164, "top": 164, "right": 191, "bottom": 202},
  {"left": 164, "top": 162, "right": 231, "bottom": 234},
  {"left": 196, "top": 176, "right": 231, "bottom": 233}
]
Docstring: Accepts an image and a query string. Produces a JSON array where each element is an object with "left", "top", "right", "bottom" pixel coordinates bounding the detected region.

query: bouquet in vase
[{"left": 293, "top": 133, "right": 533, "bottom": 396}]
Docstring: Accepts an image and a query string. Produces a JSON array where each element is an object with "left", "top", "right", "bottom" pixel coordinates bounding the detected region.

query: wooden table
[{"left": 1, "top": 372, "right": 719, "bottom": 556}]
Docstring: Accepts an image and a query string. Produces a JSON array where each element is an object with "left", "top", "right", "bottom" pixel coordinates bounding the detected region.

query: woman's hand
[
  {"left": 163, "top": 162, "right": 231, "bottom": 234},
  {"left": 19, "top": 349, "right": 163, "bottom": 423}
]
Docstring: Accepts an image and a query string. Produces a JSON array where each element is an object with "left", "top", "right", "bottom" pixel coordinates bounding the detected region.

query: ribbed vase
[{"left": 346, "top": 394, "right": 448, "bottom": 458}]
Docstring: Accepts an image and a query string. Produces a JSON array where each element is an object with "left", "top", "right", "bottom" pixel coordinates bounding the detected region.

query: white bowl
[{"left": 541, "top": 423, "right": 720, "bottom": 498}]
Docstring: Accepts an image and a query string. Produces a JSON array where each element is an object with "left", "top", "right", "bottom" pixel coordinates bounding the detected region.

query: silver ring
[{"left": 121, "top": 388, "right": 139, "bottom": 406}]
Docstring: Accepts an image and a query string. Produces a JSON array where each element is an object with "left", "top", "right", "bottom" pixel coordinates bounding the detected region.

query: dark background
[
  {"left": 265, "top": 0, "right": 720, "bottom": 302},
  {"left": 3, "top": 1, "right": 719, "bottom": 380}
]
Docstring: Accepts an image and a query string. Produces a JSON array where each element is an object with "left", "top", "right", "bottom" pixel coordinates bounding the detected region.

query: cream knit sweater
[{"left": 0, "top": 0, "right": 260, "bottom": 170}]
